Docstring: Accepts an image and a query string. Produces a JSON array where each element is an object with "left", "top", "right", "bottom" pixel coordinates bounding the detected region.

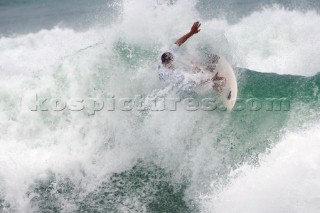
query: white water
[
  {"left": 226, "top": 6, "right": 320, "bottom": 76},
  {"left": 202, "top": 124, "right": 320, "bottom": 213},
  {"left": 1, "top": 2, "right": 319, "bottom": 77}
]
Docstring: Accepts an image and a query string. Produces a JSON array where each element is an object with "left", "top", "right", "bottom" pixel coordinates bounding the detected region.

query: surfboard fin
[{"left": 227, "top": 91, "right": 232, "bottom": 100}]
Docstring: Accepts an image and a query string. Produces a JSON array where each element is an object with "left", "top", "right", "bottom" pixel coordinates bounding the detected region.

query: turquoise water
[{"left": 0, "top": 0, "right": 319, "bottom": 212}]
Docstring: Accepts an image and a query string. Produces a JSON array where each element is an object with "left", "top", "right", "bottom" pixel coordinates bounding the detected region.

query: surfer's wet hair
[{"left": 161, "top": 52, "right": 173, "bottom": 64}]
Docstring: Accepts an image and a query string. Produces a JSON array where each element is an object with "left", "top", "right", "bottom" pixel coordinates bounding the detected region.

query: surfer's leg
[
  {"left": 212, "top": 72, "right": 226, "bottom": 93},
  {"left": 212, "top": 83, "right": 222, "bottom": 93},
  {"left": 212, "top": 72, "right": 224, "bottom": 81}
]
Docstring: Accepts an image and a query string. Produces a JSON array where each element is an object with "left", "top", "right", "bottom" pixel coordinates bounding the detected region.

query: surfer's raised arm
[{"left": 175, "top": 21, "right": 201, "bottom": 46}]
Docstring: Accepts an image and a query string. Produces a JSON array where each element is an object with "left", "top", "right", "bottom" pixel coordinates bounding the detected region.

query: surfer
[{"left": 158, "top": 21, "right": 225, "bottom": 90}]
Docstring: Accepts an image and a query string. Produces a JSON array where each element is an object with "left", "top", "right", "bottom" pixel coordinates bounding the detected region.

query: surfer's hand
[
  {"left": 190, "top": 21, "right": 201, "bottom": 34},
  {"left": 175, "top": 22, "right": 201, "bottom": 46}
]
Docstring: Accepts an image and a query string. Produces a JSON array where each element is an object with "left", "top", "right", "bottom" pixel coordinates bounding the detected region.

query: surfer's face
[{"left": 163, "top": 60, "right": 175, "bottom": 70}]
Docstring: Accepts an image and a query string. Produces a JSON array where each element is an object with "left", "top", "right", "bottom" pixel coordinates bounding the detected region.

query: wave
[{"left": 0, "top": 0, "right": 319, "bottom": 212}]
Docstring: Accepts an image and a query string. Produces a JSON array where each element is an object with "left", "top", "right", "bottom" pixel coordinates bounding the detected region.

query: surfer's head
[{"left": 161, "top": 52, "right": 174, "bottom": 68}]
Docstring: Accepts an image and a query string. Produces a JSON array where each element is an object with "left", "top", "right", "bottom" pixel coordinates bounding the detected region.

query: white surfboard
[{"left": 212, "top": 56, "right": 238, "bottom": 111}]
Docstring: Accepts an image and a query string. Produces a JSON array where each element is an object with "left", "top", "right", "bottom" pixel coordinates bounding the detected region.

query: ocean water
[{"left": 0, "top": 0, "right": 319, "bottom": 212}]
